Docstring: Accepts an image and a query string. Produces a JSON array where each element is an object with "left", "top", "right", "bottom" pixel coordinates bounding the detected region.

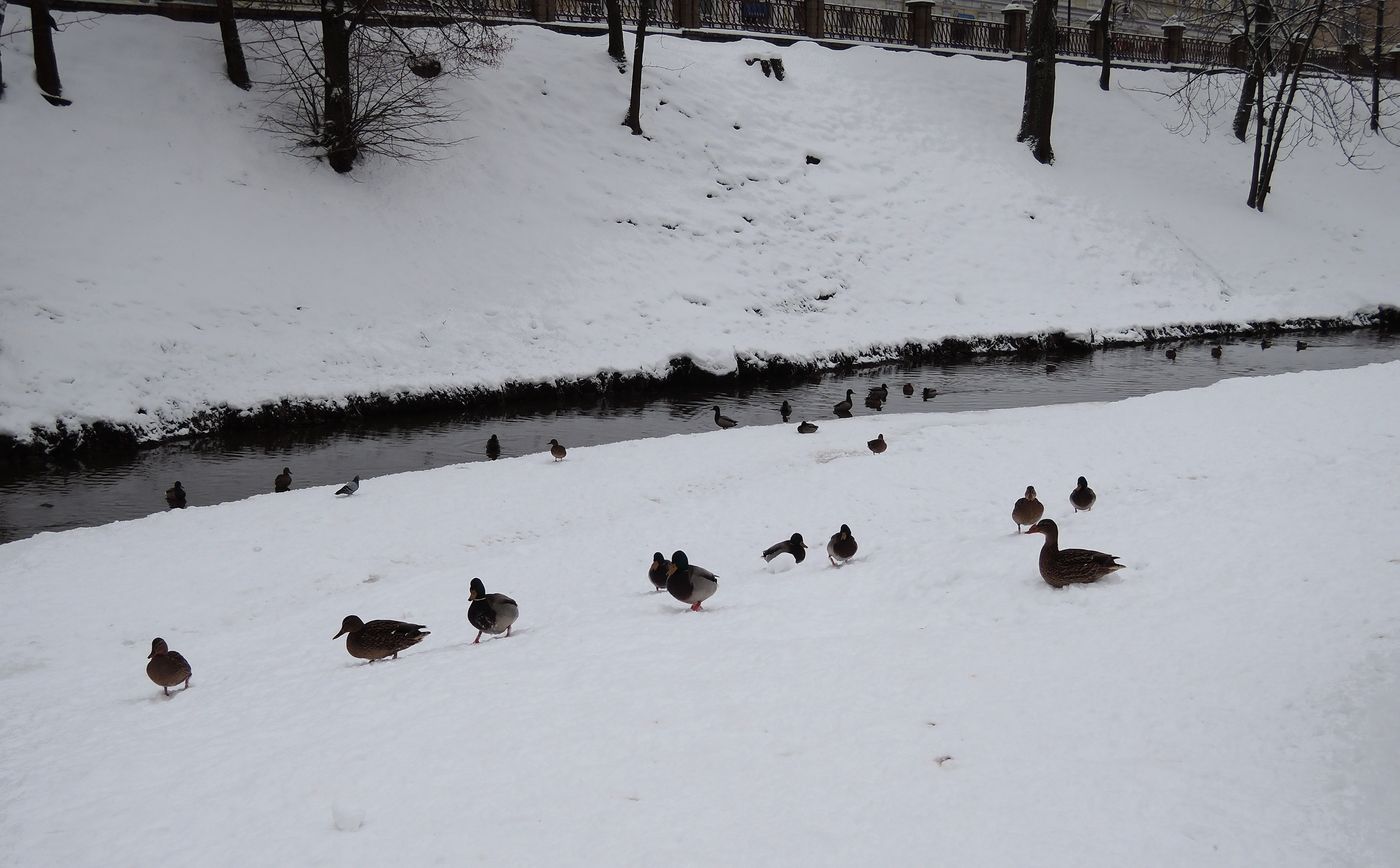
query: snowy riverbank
[
  {"left": 2, "top": 364, "right": 1398, "bottom": 865},
  {"left": 2, "top": 13, "right": 1398, "bottom": 450}
]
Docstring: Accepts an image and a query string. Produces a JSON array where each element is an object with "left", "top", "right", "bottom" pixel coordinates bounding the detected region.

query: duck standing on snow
[
  {"left": 549, "top": 439, "right": 567, "bottom": 461},
  {"left": 834, "top": 389, "right": 855, "bottom": 416},
  {"left": 826, "top": 524, "right": 858, "bottom": 567},
  {"left": 780, "top": 400, "right": 792, "bottom": 422},
  {"left": 667, "top": 550, "right": 718, "bottom": 611},
  {"left": 146, "top": 638, "right": 192, "bottom": 697},
  {"left": 335, "top": 475, "right": 360, "bottom": 496},
  {"left": 797, "top": 420, "right": 818, "bottom": 434},
  {"left": 468, "top": 577, "right": 520, "bottom": 643},
  {"left": 486, "top": 434, "right": 501, "bottom": 460},
  {"left": 274, "top": 467, "right": 292, "bottom": 493},
  {"left": 649, "top": 552, "right": 671, "bottom": 591},
  {"left": 165, "top": 481, "right": 187, "bottom": 509},
  {"left": 712, "top": 406, "right": 738, "bottom": 429},
  {"left": 1011, "top": 485, "right": 1043, "bottom": 532},
  {"left": 1070, "top": 476, "right": 1097, "bottom": 512},
  {"left": 867, "top": 434, "right": 887, "bottom": 454},
  {"left": 762, "top": 533, "right": 807, "bottom": 564},
  {"left": 1024, "top": 519, "right": 1124, "bottom": 588},
  {"left": 333, "top": 616, "right": 430, "bottom": 661}
]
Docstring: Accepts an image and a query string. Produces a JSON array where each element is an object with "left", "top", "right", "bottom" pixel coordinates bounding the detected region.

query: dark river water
[{"left": 2, "top": 331, "right": 1396, "bottom": 544}]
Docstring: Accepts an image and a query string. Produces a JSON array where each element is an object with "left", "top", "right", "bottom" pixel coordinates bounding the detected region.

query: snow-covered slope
[
  {"left": 2, "top": 364, "right": 1398, "bottom": 865},
  {"left": 1, "top": 12, "right": 1396, "bottom": 445}
]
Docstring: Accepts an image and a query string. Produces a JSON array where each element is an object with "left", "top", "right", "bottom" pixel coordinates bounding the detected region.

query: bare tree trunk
[
  {"left": 0, "top": 0, "right": 8, "bottom": 99},
  {"left": 1372, "top": 0, "right": 1385, "bottom": 131},
  {"left": 605, "top": 0, "right": 626, "bottom": 65},
  {"left": 1017, "top": 0, "right": 1057, "bottom": 164},
  {"left": 322, "top": 0, "right": 358, "bottom": 173},
  {"left": 1232, "top": 67, "right": 1258, "bottom": 141},
  {"left": 216, "top": 0, "right": 251, "bottom": 90},
  {"left": 1254, "top": 0, "right": 1327, "bottom": 210},
  {"left": 623, "top": 0, "right": 651, "bottom": 135},
  {"left": 29, "top": 0, "right": 66, "bottom": 105},
  {"left": 1097, "top": 0, "right": 1113, "bottom": 90},
  {"left": 1246, "top": 69, "right": 1265, "bottom": 206}
]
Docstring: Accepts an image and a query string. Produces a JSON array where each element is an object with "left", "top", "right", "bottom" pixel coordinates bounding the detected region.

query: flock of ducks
[{"left": 145, "top": 378, "right": 1129, "bottom": 698}]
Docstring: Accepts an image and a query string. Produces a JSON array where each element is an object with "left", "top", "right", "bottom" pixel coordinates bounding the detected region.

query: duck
[
  {"left": 712, "top": 406, "right": 738, "bottom": 429},
  {"left": 1261, "top": 338, "right": 1273, "bottom": 349},
  {"left": 549, "top": 439, "right": 567, "bottom": 461},
  {"left": 666, "top": 550, "right": 718, "bottom": 611},
  {"left": 867, "top": 383, "right": 890, "bottom": 401},
  {"left": 146, "top": 638, "right": 192, "bottom": 697},
  {"left": 902, "top": 383, "right": 914, "bottom": 396},
  {"left": 826, "top": 524, "right": 858, "bottom": 566},
  {"left": 1210, "top": 345, "right": 1223, "bottom": 359},
  {"left": 468, "top": 577, "right": 520, "bottom": 643},
  {"left": 833, "top": 389, "right": 854, "bottom": 416},
  {"left": 486, "top": 434, "right": 501, "bottom": 460},
  {"left": 797, "top": 420, "right": 818, "bottom": 434},
  {"left": 863, "top": 394, "right": 884, "bottom": 411},
  {"left": 333, "top": 616, "right": 429, "bottom": 661},
  {"left": 648, "top": 552, "right": 671, "bottom": 591},
  {"left": 1165, "top": 349, "right": 1177, "bottom": 361},
  {"left": 1011, "top": 485, "right": 1044, "bottom": 532},
  {"left": 274, "top": 467, "right": 292, "bottom": 493},
  {"left": 867, "top": 434, "right": 887, "bottom": 454},
  {"left": 780, "top": 400, "right": 792, "bottom": 422},
  {"left": 335, "top": 475, "right": 360, "bottom": 496},
  {"left": 165, "top": 481, "right": 187, "bottom": 509},
  {"left": 922, "top": 388, "right": 937, "bottom": 401},
  {"left": 762, "top": 533, "right": 807, "bottom": 564},
  {"left": 1296, "top": 340, "right": 1309, "bottom": 351},
  {"left": 1045, "top": 364, "right": 1058, "bottom": 373},
  {"left": 1070, "top": 476, "right": 1097, "bottom": 512},
  {"left": 1024, "top": 519, "right": 1124, "bottom": 588}
]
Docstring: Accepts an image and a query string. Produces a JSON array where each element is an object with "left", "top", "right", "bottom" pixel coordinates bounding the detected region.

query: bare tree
[
  {"left": 1096, "top": 0, "right": 1114, "bottom": 90},
  {"left": 623, "top": 0, "right": 652, "bottom": 135},
  {"left": 1017, "top": 0, "right": 1058, "bottom": 163},
  {"left": 605, "top": 0, "right": 626, "bottom": 66},
  {"left": 28, "top": 0, "right": 68, "bottom": 106},
  {"left": 215, "top": 0, "right": 250, "bottom": 90},
  {"left": 250, "top": 1, "right": 509, "bottom": 173},
  {"left": 1159, "top": 0, "right": 1398, "bottom": 210}
]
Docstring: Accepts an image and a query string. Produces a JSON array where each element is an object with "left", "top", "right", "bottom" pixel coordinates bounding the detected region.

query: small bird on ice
[{"left": 335, "top": 475, "right": 360, "bottom": 496}]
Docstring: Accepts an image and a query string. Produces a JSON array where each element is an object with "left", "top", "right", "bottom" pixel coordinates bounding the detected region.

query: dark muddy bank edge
[{"left": 4, "top": 309, "right": 1394, "bottom": 467}]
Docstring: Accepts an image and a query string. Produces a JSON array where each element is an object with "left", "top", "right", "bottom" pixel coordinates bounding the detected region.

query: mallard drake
[
  {"left": 334, "top": 616, "right": 429, "bottom": 661},
  {"left": 335, "top": 475, "right": 360, "bottom": 496},
  {"left": 868, "top": 383, "right": 889, "bottom": 401},
  {"left": 834, "top": 389, "right": 854, "bottom": 416},
  {"left": 146, "top": 638, "right": 192, "bottom": 696},
  {"left": 863, "top": 394, "right": 884, "bottom": 411},
  {"left": 797, "top": 420, "right": 818, "bottom": 434},
  {"left": 780, "top": 400, "right": 792, "bottom": 422},
  {"left": 712, "top": 406, "right": 738, "bottom": 429},
  {"left": 1165, "top": 349, "right": 1177, "bottom": 361},
  {"left": 902, "top": 383, "right": 914, "bottom": 396},
  {"left": 486, "top": 434, "right": 501, "bottom": 460},
  {"left": 666, "top": 550, "right": 718, "bottom": 611},
  {"left": 867, "top": 434, "right": 887, "bottom": 454},
  {"left": 1296, "top": 340, "right": 1309, "bottom": 351},
  {"left": 165, "top": 481, "right": 187, "bottom": 509},
  {"left": 1024, "top": 519, "right": 1123, "bottom": 588},
  {"left": 548, "top": 439, "right": 567, "bottom": 461},
  {"left": 1045, "top": 364, "right": 1058, "bottom": 373},
  {"left": 274, "top": 467, "right": 292, "bottom": 493},
  {"left": 468, "top": 577, "right": 520, "bottom": 643},
  {"left": 1261, "top": 338, "right": 1273, "bottom": 349},
  {"left": 1070, "top": 476, "right": 1097, "bottom": 512},
  {"left": 826, "top": 524, "right": 858, "bottom": 566},
  {"left": 762, "top": 533, "right": 807, "bottom": 564},
  {"left": 1210, "top": 345, "right": 1223, "bottom": 359},
  {"left": 649, "top": 552, "right": 671, "bottom": 591},
  {"left": 922, "top": 388, "right": 937, "bottom": 401},
  {"left": 1011, "top": 485, "right": 1044, "bottom": 532}
]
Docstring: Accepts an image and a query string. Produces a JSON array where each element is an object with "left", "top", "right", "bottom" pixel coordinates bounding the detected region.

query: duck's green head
[
  {"left": 790, "top": 533, "right": 806, "bottom": 548},
  {"left": 669, "top": 551, "right": 689, "bottom": 575},
  {"left": 469, "top": 577, "right": 486, "bottom": 601}
]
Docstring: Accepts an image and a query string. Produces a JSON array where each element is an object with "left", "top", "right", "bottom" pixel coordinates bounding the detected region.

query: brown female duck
[
  {"left": 146, "top": 638, "right": 192, "bottom": 696},
  {"left": 274, "top": 467, "right": 293, "bottom": 493},
  {"left": 1011, "top": 486, "right": 1044, "bottom": 532},
  {"left": 333, "top": 616, "right": 429, "bottom": 661},
  {"left": 165, "top": 482, "right": 187, "bottom": 509},
  {"left": 1025, "top": 519, "right": 1124, "bottom": 588},
  {"left": 649, "top": 552, "right": 671, "bottom": 591},
  {"left": 548, "top": 439, "right": 567, "bottom": 461},
  {"left": 867, "top": 434, "right": 887, "bottom": 454}
]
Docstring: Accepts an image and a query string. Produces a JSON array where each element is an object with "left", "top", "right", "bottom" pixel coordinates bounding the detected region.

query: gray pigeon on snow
[{"left": 335, "top": 475, "right": 360, "bottom": 496}]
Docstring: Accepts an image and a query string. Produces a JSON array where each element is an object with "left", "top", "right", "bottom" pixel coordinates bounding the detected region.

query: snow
[
  {"left": 2, "top": 363, "right": 1398, "bottom": 865},
  {"left": 1, "top": 13, "right": 1397, "bottom": 444}
]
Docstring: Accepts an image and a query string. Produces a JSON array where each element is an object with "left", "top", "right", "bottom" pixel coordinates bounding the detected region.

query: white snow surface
[
  {"left": 1, "top": 14, "right": 1398, "bottom": 442},
  {"left": 2, "top": 364, "right": 1399, "bottom": 865}
]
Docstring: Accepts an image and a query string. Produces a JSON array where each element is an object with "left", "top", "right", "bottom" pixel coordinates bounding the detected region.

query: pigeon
[{"left": 335, "top": 475, "right": 360, "bottom": 496}]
